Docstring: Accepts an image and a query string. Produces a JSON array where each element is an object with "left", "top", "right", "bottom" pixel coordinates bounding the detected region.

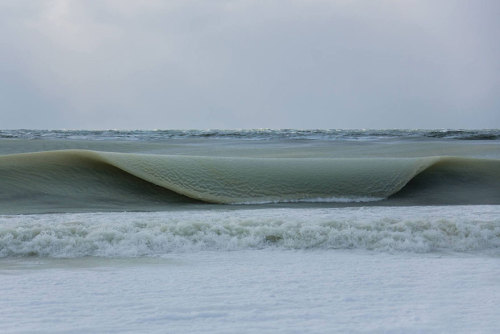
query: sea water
[{"left": 0, "top": 129, "right": 499, "bottom": 333}]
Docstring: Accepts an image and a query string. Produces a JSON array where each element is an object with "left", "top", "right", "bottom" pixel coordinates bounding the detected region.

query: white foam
[
  {"left": 234, "top": 196, "right": 384, "bottom": 204},
  {"left": 1, "top": 206, "right": 499, "bottom": 257}
]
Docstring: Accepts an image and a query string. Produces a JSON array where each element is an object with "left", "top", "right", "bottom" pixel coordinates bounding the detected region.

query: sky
[{"left": 0, "top": 0, "right": 499, "bottom": 130}]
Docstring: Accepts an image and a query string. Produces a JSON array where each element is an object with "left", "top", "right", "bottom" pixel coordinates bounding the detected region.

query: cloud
[{"left": 0, "top": 0, "right": 499, "bottom": 129}]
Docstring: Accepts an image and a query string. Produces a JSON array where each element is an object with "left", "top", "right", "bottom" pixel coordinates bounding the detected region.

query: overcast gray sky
[{"left": 1, "top": 0, "right": 499, "bottom": 129}]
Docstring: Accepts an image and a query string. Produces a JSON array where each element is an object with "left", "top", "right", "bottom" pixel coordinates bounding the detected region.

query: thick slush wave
[
  {"left": 0, "top": 150, "right": 500, "bottom": 213},
  {"left": 1, "top": 206, "right": 499, "bottom": 257}
]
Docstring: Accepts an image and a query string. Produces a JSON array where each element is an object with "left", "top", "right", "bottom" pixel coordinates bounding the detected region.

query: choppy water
[{"left": 2, "top": 128, "right": 500, "bottom": 141}]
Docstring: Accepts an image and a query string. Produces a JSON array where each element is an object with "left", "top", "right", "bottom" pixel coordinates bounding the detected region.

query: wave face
[
  {"left": 1, "top": 149, "right": 500, "bottom": 214},
  {"left": 1, "top": 206, "right": 499, "bottom": 257}
]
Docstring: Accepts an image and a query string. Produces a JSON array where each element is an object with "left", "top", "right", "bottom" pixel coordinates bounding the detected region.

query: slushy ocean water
[{"left": 1, "top": 129, "right": 499, "bottom": 333}]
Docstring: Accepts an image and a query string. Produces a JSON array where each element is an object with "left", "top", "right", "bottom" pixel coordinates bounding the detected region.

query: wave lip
[{"left": 1, "top": 206, "right": 499, "bottom": 257}]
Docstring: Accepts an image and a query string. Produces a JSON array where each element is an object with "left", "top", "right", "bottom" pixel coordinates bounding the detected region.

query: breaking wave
[
  {"left": 0, "top": 150, "right": 499, "bottom": 214},
  {"left": 1, "top": 206, "right": 499, "bottom": 257}
]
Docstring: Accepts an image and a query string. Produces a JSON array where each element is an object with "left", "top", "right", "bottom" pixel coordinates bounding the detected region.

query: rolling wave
[
  {"left": 0, "top": 150, "right": 499, "bottom": 213},
  {"left": 1, "top": 206, "right": 499, "bottom": 257}
]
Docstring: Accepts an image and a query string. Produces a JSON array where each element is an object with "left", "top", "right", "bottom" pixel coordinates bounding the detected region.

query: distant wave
[
  {"left": 1, "top": 129, "right": 500, "bottom": 141},
  {"left": 0, "top": 149, "right": 499, "bottom": 213},
  {"left": 1, "top": 206, "right": 499, "bottom": 257}
]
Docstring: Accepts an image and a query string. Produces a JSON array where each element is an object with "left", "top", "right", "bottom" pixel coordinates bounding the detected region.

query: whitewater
[{"left": 1, "top": 129, "right": 499, "bottom": 333}]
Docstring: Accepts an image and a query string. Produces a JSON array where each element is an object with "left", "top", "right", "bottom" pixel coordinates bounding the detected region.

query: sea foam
[{"left": 1, "top": 206, "right": 499, "bottom": 257}]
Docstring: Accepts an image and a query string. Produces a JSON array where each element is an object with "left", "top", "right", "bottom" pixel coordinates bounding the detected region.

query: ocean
[{"left": 1, "top": 129, "right": 499, "bottom": 333}]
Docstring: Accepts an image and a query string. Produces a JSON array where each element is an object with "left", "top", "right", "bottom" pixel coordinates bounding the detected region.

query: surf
[{"left": 1, "top": 206, "right": 499, "bottom": 257}]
